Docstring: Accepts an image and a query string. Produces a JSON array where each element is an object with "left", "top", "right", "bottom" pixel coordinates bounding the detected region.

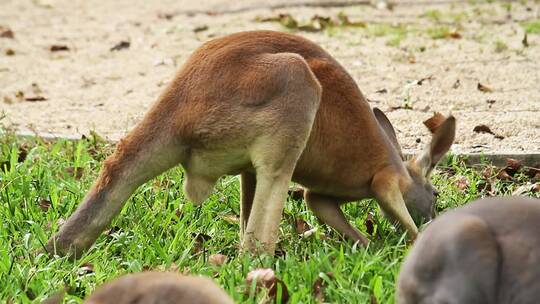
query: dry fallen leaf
[
  {"left": 193, "top": 25, "right": 208, "bottom": 33},
  {"left": 65, "top": 167, "right": 84, "bottom": 179},
  {"left": 336, "top": 12, "right": 366, "bottom": 27},
  {"left": 295, "top": 218, "right": 311, "bottom": 235},
  {"left": 511, "top": 183, "right": 538, "bottom": 196},
  {"left": 157, "top": 12, "right": 174, "bottom": 20},
  {"left": 78, "top": 262, "right": 94, "bottom": 275},
  {"left": 5, "top": 48, "right": 15, "bottom": 56},
  {"left": 18, "top": 145, "right": 28, "bottom": 163},
  {"left": 389, "top": 104, "right": 413, "bottom": 111},
  {"left": 50, "top": 45, "right": 69, "bottom": 52},
  {"left": 110, "top": 41, "right": 130, "bottom": 52},
  {"left": 496, "top": 169, "right": 512, "bottom": 181},
  {"left": 454, "top": 175, "right": 470, "bottom": 191},
  {"left": 365, "top": 212, "right": 375, "bottom": 236},
  {"left": 417, "top": 75, "right": 434, "bottom": 85},
  {"left": 312, "top": 272, "right": 334, "bottom": 302},
  {"left": 0, "top": 27, "right": 14, "bottom": 39},
  {"left": 477, "top": 82, "right": 493, "bottom": 93},
  {"left": 246, "top": 268, "right": 289, "bottom": 303},
  {"left": 473, "top": 124, "right": 494, "bottom": 135},
  {"left": 24, "top": 96, "right": 47, "bottom": 102},
  {"left": 208, "top": 253, "right": 228, "bottom": 266},
  {"left": 446, "top": 31, "right": 462, "bottom": 39},
  {"left": 38, "top": 199, "right": 51, "bottom": 211},
  {"left": 505, "top": 158, "right": 522, "bottom": 176},
  {"left": 220, "top": 214, "right": 239, "bottom": 225},
  {"left": 423, "top": 112, "right": 446, "bottom": 134},
  {"left": 192, "top": 232, "right": 212, "bottom": 254},
  {"left": 525, "top": 164, "right": 540, "bottom": 179},
  {"left": 473, "top": 124, "right": 504, "bottom": 139}
]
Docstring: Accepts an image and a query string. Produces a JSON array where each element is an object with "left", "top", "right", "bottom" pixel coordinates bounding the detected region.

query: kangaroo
[
  {"left": 84, "top": 272, "right": 234, "bottom": 304},
  {"left": 397, "top": 196, "right": 540, "bottom": 304},
  {"left": 45, "top": 30, "right": 455, "bottom": 257}
]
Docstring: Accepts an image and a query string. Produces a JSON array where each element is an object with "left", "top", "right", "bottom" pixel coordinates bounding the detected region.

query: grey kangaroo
[{"left": 398, "top": 196, "right": 540, "bottom": 304}]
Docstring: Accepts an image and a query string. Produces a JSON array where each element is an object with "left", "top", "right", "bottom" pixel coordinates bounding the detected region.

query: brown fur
[
  {"left": 84, "top": 272, "right": 234, "bottom": 304},
  {"left": 46, "top": 30, "right": 455, "bottom": 257}
]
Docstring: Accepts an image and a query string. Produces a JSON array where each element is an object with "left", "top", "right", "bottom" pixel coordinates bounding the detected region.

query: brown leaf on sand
[
  {"left": 0, "top": 27, "right": 14, "bottom": 39},
  {"left": 110, "top": 41, "right": 130, "bottom": 52},
  {"left": 473, "top": 124, "right": 504, "bottom": 139},
  {"left": 208, "top": 253, "right": 228, "bottom": 266},
  {"left": 477, "top": 83, "right": 493, "bottom": 93},
  {"left": 473, "top": 124, "right": 494, "bottom": 135},
  {"left": 246, "top": 268, "right": 289, "bottom": 303},
  {"left": 193, "top": 25, "right": 208, "bottom": 33},
  {"left": 50, "top": 45, "right": 69, "bottom": 52},
  {"left": 25, "top": 96, "right": 47, "bottom": 102},
  {"left": 423, "top": 112, "right": 446, "bottom": 134},
  {"left": 446, "top": 31, "right": 461, "bottom": 39},
  {"left": 312, "top": 272, "right": 334, "bottom": 302}
]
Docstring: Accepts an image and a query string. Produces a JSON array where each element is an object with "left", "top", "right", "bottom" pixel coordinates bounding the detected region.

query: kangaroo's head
[{"left": 373, "top": 108, "right": 456, "bottom": 223}]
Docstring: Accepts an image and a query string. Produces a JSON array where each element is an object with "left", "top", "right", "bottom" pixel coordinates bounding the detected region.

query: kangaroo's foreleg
[
  {"left": 305, "top": 191, "right": 369, "bottom": 245},
  {"left": 372, "top": 169, "right": 418, "bottom": 241}
]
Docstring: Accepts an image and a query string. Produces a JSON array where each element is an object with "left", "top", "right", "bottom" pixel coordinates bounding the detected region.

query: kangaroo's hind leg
[{"left": 241, "top": 53, "right": 322, "bottom": 253}]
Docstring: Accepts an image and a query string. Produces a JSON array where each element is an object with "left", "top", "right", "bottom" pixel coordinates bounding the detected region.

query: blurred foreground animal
[
  {"left": 46, "top": 30, "right": 455, "bottom": 257},
  {"left": 398, "top": 196, "right": 540, "bottom": 304},
  {"left": 84, "top": 272, "right": 234, "bottom": 304}
]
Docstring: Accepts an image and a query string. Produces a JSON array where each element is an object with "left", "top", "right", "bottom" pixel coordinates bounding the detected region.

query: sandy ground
[{"left": 0, "top": 0, "right": 539, "bottom": 153}]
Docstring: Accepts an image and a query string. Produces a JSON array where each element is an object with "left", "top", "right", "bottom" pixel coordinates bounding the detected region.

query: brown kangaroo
[
  {"left": 46, "top": 30, "right": 455, "bottom": 257},
  {"left": 397, "top": 196, "right": 540, "bottom": 304},
  {"left": 84, "top": 272, "right": 234, "bottom": 304}
]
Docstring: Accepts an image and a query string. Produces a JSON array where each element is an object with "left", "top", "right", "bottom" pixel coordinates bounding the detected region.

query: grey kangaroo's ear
[
  {"left": 373, "top": 107, "right": 403, "bottom": 160},
  {"left": 417, "top": 115, "right": 456, "bottom": 176}
]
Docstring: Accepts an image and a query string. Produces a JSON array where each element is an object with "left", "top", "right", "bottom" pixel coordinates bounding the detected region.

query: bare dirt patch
[{"left": 1, "top": 0, "right": 539, "bottom": 153}]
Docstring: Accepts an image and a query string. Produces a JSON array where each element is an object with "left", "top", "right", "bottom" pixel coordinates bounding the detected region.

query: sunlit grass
[{"left": 1, "top": 133, "right": 537, "bottom": 303}]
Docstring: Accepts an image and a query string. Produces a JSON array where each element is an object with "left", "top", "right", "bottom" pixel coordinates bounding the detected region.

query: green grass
[
  {"left": 1, "top": 133, "right": 538, "bottom": 303},
  {"left": 523, "top": 20, "right": 540, "bottom": 34}
]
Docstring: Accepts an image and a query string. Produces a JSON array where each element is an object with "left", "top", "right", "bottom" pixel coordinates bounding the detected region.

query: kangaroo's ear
[
  {"left": 373, "top": 107, "right": 403, "bottom": 160},
  {"left": 416, "top": 115, "right": 456, "bottom": 176}
]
